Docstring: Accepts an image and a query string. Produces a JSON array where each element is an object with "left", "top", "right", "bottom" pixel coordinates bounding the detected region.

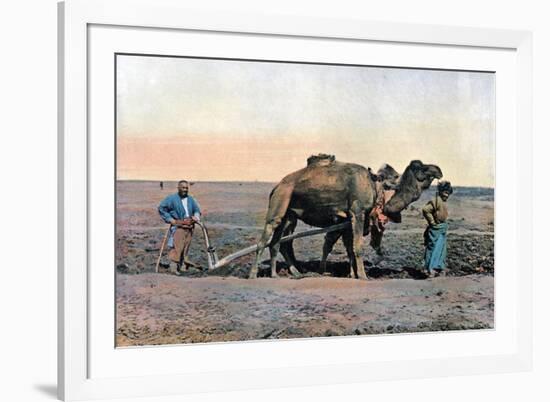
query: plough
[{"left": 193, "top": 221, "right": 351, "bottom": 271}]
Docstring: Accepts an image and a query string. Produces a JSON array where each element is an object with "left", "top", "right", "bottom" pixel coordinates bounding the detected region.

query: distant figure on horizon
[
  {"left": 158, "top": 180, "right": 201, "bottom": 274},
  {"left": 422, "top": 180, "right": 453, "bottom": 278},
  {"left": 160, "top": 181, "right": 164, "bottom": 190}
]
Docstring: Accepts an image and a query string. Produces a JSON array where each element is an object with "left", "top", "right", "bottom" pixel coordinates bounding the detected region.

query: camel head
[
  {"left": 383, "top": 160, "right": 443, "bottom": 222},
  {"left": 376, "top": 163, "right": 400, "bottom": 189},
  {"left": 405, "top": 159, "right": 443, "bottom": 190}
]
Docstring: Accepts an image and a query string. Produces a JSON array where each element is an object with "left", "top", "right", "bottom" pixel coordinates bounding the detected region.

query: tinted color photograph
[{"left": 115, "top": 54, "right": 495, "bottom": 346}]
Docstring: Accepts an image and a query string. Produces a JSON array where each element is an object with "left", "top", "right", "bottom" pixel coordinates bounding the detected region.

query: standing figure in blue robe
[
  {"left": 158, "top": 180, "right": 202, "bottom": 274},
  {"left": 422, "top": 181, "right": 453, "bottom": 278}
]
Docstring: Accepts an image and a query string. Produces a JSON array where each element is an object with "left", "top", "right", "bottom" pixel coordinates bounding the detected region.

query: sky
[{"left": 116, "top": 54, "right": 495, "bottom": 187}]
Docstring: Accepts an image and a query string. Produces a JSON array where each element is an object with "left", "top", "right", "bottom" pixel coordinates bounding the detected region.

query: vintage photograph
[{"left": 115, "top": 54, "right": 495, "bottom": 347}]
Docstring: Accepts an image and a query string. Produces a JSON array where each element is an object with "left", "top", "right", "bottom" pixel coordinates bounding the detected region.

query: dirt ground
[{"left": 116, "top": 181, "right": 494, "bottom": 346}]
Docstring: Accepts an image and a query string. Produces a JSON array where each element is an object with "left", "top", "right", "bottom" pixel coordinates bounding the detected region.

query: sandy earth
[
  {"left": 116, "top": 181, "right": 494, "bottom": 346},
  {"left": 116, "top": 274, "right": 493, "bottom": 346}
]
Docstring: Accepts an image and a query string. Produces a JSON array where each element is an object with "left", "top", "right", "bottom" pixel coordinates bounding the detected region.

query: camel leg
[
  {"left": 268, "top": 220, "right": 287, "bottom": 278},
  {"left": 249, "top": 184, "right": 293, "bottom": 279},
  {"left": 279, "top": 214, "right": 301, "bottom": 277},
  {"left": 349, "top": 203, "right": 368, "bottom": 280},
  {"left": 269, "top": 242, "right": 281, "bottom": 278},
  {"left": 342, "top": 230, "right": 356, "bottom": 278},
  {"left": 321, "top": 230, "right": 342, "bottom": 275},
  {"left": 250, "top": 219, "right": 281, "bottom": 279},
  {"left": 369, "top": 225, "right": 384, "bottom": 256}
]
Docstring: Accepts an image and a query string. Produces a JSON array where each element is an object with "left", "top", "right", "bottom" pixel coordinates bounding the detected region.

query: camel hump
[{"left": 306, "top": 153, "right": 335, "bottom": 167}]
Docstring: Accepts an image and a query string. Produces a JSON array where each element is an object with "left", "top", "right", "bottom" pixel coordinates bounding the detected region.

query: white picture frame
[{"left": 58, "top": 0, "right": 533, "bottom": 400}]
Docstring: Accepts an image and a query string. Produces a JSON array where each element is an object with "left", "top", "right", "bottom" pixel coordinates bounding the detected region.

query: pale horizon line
[{"left": 115, "top": 178, "right": 495, "bottom": 189}]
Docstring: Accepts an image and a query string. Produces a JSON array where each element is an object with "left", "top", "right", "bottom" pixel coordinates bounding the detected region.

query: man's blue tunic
[{"left": 158, "top": 193, "right": 201, "bottom": 247}]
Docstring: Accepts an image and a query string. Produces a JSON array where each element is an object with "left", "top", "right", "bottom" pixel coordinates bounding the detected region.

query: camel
[
  {"left": 248, "top": 155, "right": 443, "bottom": 280},
  {"left": 319, "top": 160, "right": 443, "bottom": 274}
]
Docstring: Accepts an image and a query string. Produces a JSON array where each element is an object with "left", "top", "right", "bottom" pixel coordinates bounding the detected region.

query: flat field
[{"left": 116, "top": 181, "right": 494, "bottom": 346}]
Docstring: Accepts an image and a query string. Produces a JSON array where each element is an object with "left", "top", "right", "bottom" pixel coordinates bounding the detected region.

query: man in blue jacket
[{"left": 158, "top": 180, "right": 202, "bottom": 274}]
